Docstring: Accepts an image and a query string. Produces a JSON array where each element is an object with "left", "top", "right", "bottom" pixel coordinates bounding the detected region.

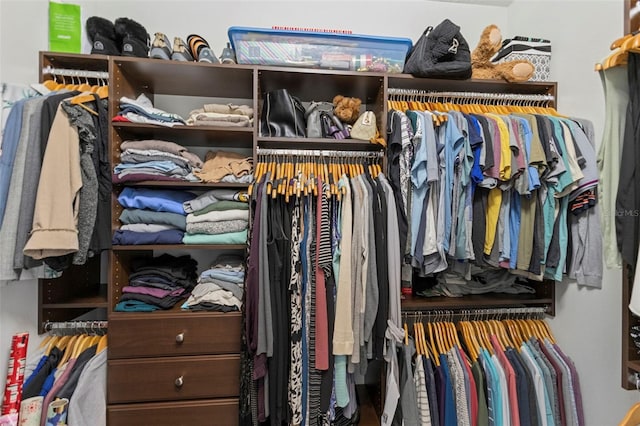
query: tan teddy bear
[
  {"left": 472, "top": 24, "right": 535, "bottom": 83},
  {"left": 332, "top": 95, "right": 362, "bottom": 125}
]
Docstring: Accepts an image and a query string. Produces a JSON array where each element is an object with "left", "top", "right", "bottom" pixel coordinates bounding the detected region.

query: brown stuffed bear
[
  {"left": 471, "top": 24, "right": 534, "bottom": 83},
  {"left": 332, "top": 95, "right": 362, "bottom": 125}
]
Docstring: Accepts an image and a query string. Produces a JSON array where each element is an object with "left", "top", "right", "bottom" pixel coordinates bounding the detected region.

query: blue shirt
[
  {"left": 117, "top": 187, "right": 195, "bottom": 215},
  {"left": 0, "top": 99, "right": 27, "bottom": 225},
  {"left": 442, "top": 115, "right": 464, "bottom": 253},
  {"left": 439, "top": 354, "right": 458, "bottom": 426}
]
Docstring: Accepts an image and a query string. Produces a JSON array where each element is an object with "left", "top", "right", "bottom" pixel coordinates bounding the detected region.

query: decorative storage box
[
  {"left": 491, "top": 36, "right": 551, "bottom": 81},
  {"left": 228, "top": 26, "right": 413, "bottom": 73}
]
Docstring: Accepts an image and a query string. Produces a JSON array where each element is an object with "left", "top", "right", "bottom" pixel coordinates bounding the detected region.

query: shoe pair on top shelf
[
  {"left": 87, "top": 17, "right": 150, "bottom": 57},
  {"left": 151, "top": 33, "right": 219, "bottom": 64}
]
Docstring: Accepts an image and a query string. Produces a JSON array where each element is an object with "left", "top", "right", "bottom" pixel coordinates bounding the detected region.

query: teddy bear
[
  {"left": 332, "top": 95, "right": 362, "bottom": 125},
  {"left": 471, "top": 24, "right": 534, "bottom": 83}
]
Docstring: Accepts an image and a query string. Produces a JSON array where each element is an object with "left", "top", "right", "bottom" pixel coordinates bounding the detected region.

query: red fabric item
[
  {"left": 2, "top": 333, "right": 29, "bottom": 415},
  {"left": 314, "top": 176, "right": 329, "bottom": 370},
  {"left": 112, "top": 115, "right": 130, "bottom": 122}
]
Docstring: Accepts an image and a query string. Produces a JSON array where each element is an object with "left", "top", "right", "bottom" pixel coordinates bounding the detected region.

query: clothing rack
[
  {"left": 41, "top": 65, "right": 109, "bottom": 80},
  {"left": 387, "top": 87, "right": 555, "bottom": 106},
  {"left": 43, "top": 320, "right": 108, "bottom": 335},
  {"left": 402, "top": 306, "right": 548, "bottom": 322},
  {"left": 256, "top": 148, "right": 384, "bottom": 158}
]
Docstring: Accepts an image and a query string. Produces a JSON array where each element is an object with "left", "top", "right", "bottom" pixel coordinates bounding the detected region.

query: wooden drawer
[
  {"left": 108, "top": 312, "right": 241, "bottom": 359},
  {"left": 108, "top": 355, "right": 240, "bottom": 404},
  {"left": 108, "top": 398, "right": 238, "bottom": 426}
]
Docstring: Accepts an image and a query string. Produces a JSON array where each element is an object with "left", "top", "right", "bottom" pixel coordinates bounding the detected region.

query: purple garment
[
  {"left": 40, "top": 358, "right": 77, "bottom": 426},
  {"left": 554, "top": 344, "right": 585, "bottom": 426},
  {"left": 122, "top": 285, "right": 185, "bottom": 298},
  {"left": 112, "top": 173, "right": 188, "bottom": 183},
  {"left": 112, "top": 229, "right": 184, "bottom": 245}
]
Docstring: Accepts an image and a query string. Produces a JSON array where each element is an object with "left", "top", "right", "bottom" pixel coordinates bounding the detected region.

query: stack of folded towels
[
  {"left": 182, "top": 189, "right": 249, "bottom": 245},
  {"left": 113, "top": 139, "right": 203, "bottom": 183},
  {"left": 185, "top": 103, "right": 253, "bottom": 127},
  {"left": 182, "top": 255, "right": 244, "bottom": 312},
  {"left": 114, "top": 187, "right": 195, "bottom": 245},
  {"left": 113, "top": 94, "right": 186, "bottom": 127},
  {"left": 115, "top": 254, "right": 198, "bottom": 312}
]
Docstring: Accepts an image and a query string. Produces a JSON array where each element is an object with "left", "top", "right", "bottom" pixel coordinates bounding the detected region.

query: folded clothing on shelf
[
  {"left": 183, "top": 189, "right": 249, "bottom": 213},
  {"left": 114, "top": 188, "right": 195, "bottom": 245},
  {"left": 115, "top": 94, "right": 186, "bottom": 127},
  {"left": 114, "top": 253, "right": 197, "bottom": 311},
  {"left": 183, "top": 255, "right": 245, "bottom": 312},
  {"left": 182, "top": 230, "right": 247, "bottom": 245},
  {"left": 113, "top": 140, "right": 203, "bottom": 183},
  {"left": 193, "top": 151, "right": 253, "bottom": 183},
  {"left": 185, "top": 103, "right": 254, "bottom": 127}
]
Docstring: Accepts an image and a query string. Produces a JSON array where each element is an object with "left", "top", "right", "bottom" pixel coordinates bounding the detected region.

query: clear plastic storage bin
[{"left": 228, "top": 26, "right": 413, "bottom": 73}]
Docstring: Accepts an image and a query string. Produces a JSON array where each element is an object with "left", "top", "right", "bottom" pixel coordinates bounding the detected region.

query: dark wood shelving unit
[
  {"left": 111, "top": 244, "right": 247, "bottom": 251},
  {"left": 39, "top": 51, "right": 560, "bottom": 423},
  {"left": 120, "top": 181, "right": 249, "bottom": 189},
  {"left": 257, "top": 137, "right": 384, "bottom": 151}
]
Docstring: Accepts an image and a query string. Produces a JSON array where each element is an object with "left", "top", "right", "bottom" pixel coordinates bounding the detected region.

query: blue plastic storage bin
[{"left": 228, "top": 26, "right": 413, "bottom": 73}]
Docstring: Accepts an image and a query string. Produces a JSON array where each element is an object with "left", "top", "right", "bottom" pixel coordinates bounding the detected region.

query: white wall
[
  {"left": 507, "top": 0, "right": 640, "bottom": 424},
  {"left": 1, "top": 0, "right": 636, "bottom": 423}
]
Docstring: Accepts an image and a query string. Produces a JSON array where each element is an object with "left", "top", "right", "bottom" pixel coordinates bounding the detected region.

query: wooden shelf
[
  {"left": 42, "top": 293, "right": 108, "bottom": 309},
  {"left": 259, "top": 68, "right": 385, "bottom": 104},
  {"left": 112, "top": 122, "right": 254, "bottom": 147},
  {"left": 387, "top": 74, "right": 557, "bottom": 94},
  {"left": 257, "top": 137, "right": 384, "bottom": 151},
  {"left": 112, "top": 244, "right": 246, "bottom": 251},
  {"left": 120, "top": 181, "right": 250, "bottom": 189},
  {"left": 111, "top": 302, "right": 242, "bottom": 318},
  {"left": 41, "top": 51, "right": 110, "bottom": 71},
  {"left": 112, "top": 57, "right": 254, "bottom": 98},
  {"left": 401, "top": 293, "right": 554, "bottom": 312},
  {"left": 628, "top": 360, "right": 640, "bottom": 374}
]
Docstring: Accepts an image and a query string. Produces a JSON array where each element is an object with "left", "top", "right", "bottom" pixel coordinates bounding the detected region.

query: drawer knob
[
  {"left": 175, "top": 376, "right": 184, "bottom": 388},
  {"left": 175, "top": 332, "right": 185, "bottom": 343}
]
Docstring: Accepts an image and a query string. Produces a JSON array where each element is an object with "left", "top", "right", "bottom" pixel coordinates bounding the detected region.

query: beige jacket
[{"left": 23, "top": 105, "right": 82, "bottom": 259}]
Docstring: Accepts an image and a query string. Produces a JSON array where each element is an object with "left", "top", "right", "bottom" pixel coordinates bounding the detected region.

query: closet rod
[
  {"left": 402, "top": 306, "right": 548, "bottom": 321},
  {"left": 42, "top": 65, "right": 109, "bottom": 80},
  {"left": 43, "top": 320, "right": 108, "bottom": 335},
  {"left": 387, "top": 88, "right": 554, "bottom": 103},
  {"left": 257, "top": 148, "right": 384, "bottom": 158}
]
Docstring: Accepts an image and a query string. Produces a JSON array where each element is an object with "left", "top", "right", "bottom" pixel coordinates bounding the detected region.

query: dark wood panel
[
  {"left": 108, "top": 398, "right": 238, "bottom": 426},
  {"left": 257, "top": 137, "right": 384, "bottom": 151},
  {"left": 259, "top": 68, "right": 385, "bottom": 104},
  {"left": 108, "top": 313, "right": 242, "bottom": 358},
  {"left": 120, "top": 181, "right": 249, "bottom": 189},
  {"left": 388, "top": 74, "right": 557, "bottom": 95},
  {"left": 112, "top": 122, "right": 254, "bottom": 148},
  {"left": 111, "top": 244, "right": 246, "bottom": 251},
  {"left": 108, "top": 355, "right": 240, "bottom": 403},
  {"left": 114, "top": 57, "right": 254, "bottom": 98},
  {"left": 401, "top": 294, "right": 554, "bottom": 312}
]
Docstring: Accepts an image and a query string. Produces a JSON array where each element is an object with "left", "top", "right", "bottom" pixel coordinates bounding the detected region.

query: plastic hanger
[
  {"left": 97, "top": 334, "right": 108, "bottom": 354},
  {"left": 619, "top": 402, "right": 640, "bottom": 426}
]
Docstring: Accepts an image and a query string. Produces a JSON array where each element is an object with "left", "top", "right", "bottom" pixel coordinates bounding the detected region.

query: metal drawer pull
[
  {"left": 175, "top": 332, "right": 185, "bottom": 343},
  {"left": 175, "top": 376, "right": 184, "bottom": 387}
]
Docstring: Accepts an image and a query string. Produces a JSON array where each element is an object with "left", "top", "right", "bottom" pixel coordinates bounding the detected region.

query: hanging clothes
[
  {"left": 242, "top": 153, "right": 401, "bottom": 426},
  {"left": 387, "top": 106, "right": 603, "bottom": 290}
]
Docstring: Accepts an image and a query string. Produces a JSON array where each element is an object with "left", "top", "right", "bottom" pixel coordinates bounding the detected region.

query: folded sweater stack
[
  {"left": 182, "top": 255, "right": 244, "bottom": 312},
  {"left": 114, "top": 94, "right": 186, "bottom": 127},
  {"left": 115, "top": 254, "right": 198, "bottom": 312},
  {"left": 182, "top": 189, "right": 249, "bottom": 245},
  {"left": 194, "top": 150, "right": 253, "bottom": 184},
  {"left": 113, "top": 187, "right": 195, "bottom": 245},
  {"left": 113, "top": 139, "right": 203, "bottom": 183},
  {"left": 186, "top": 103, "right": 253, "bottom": 127}
]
